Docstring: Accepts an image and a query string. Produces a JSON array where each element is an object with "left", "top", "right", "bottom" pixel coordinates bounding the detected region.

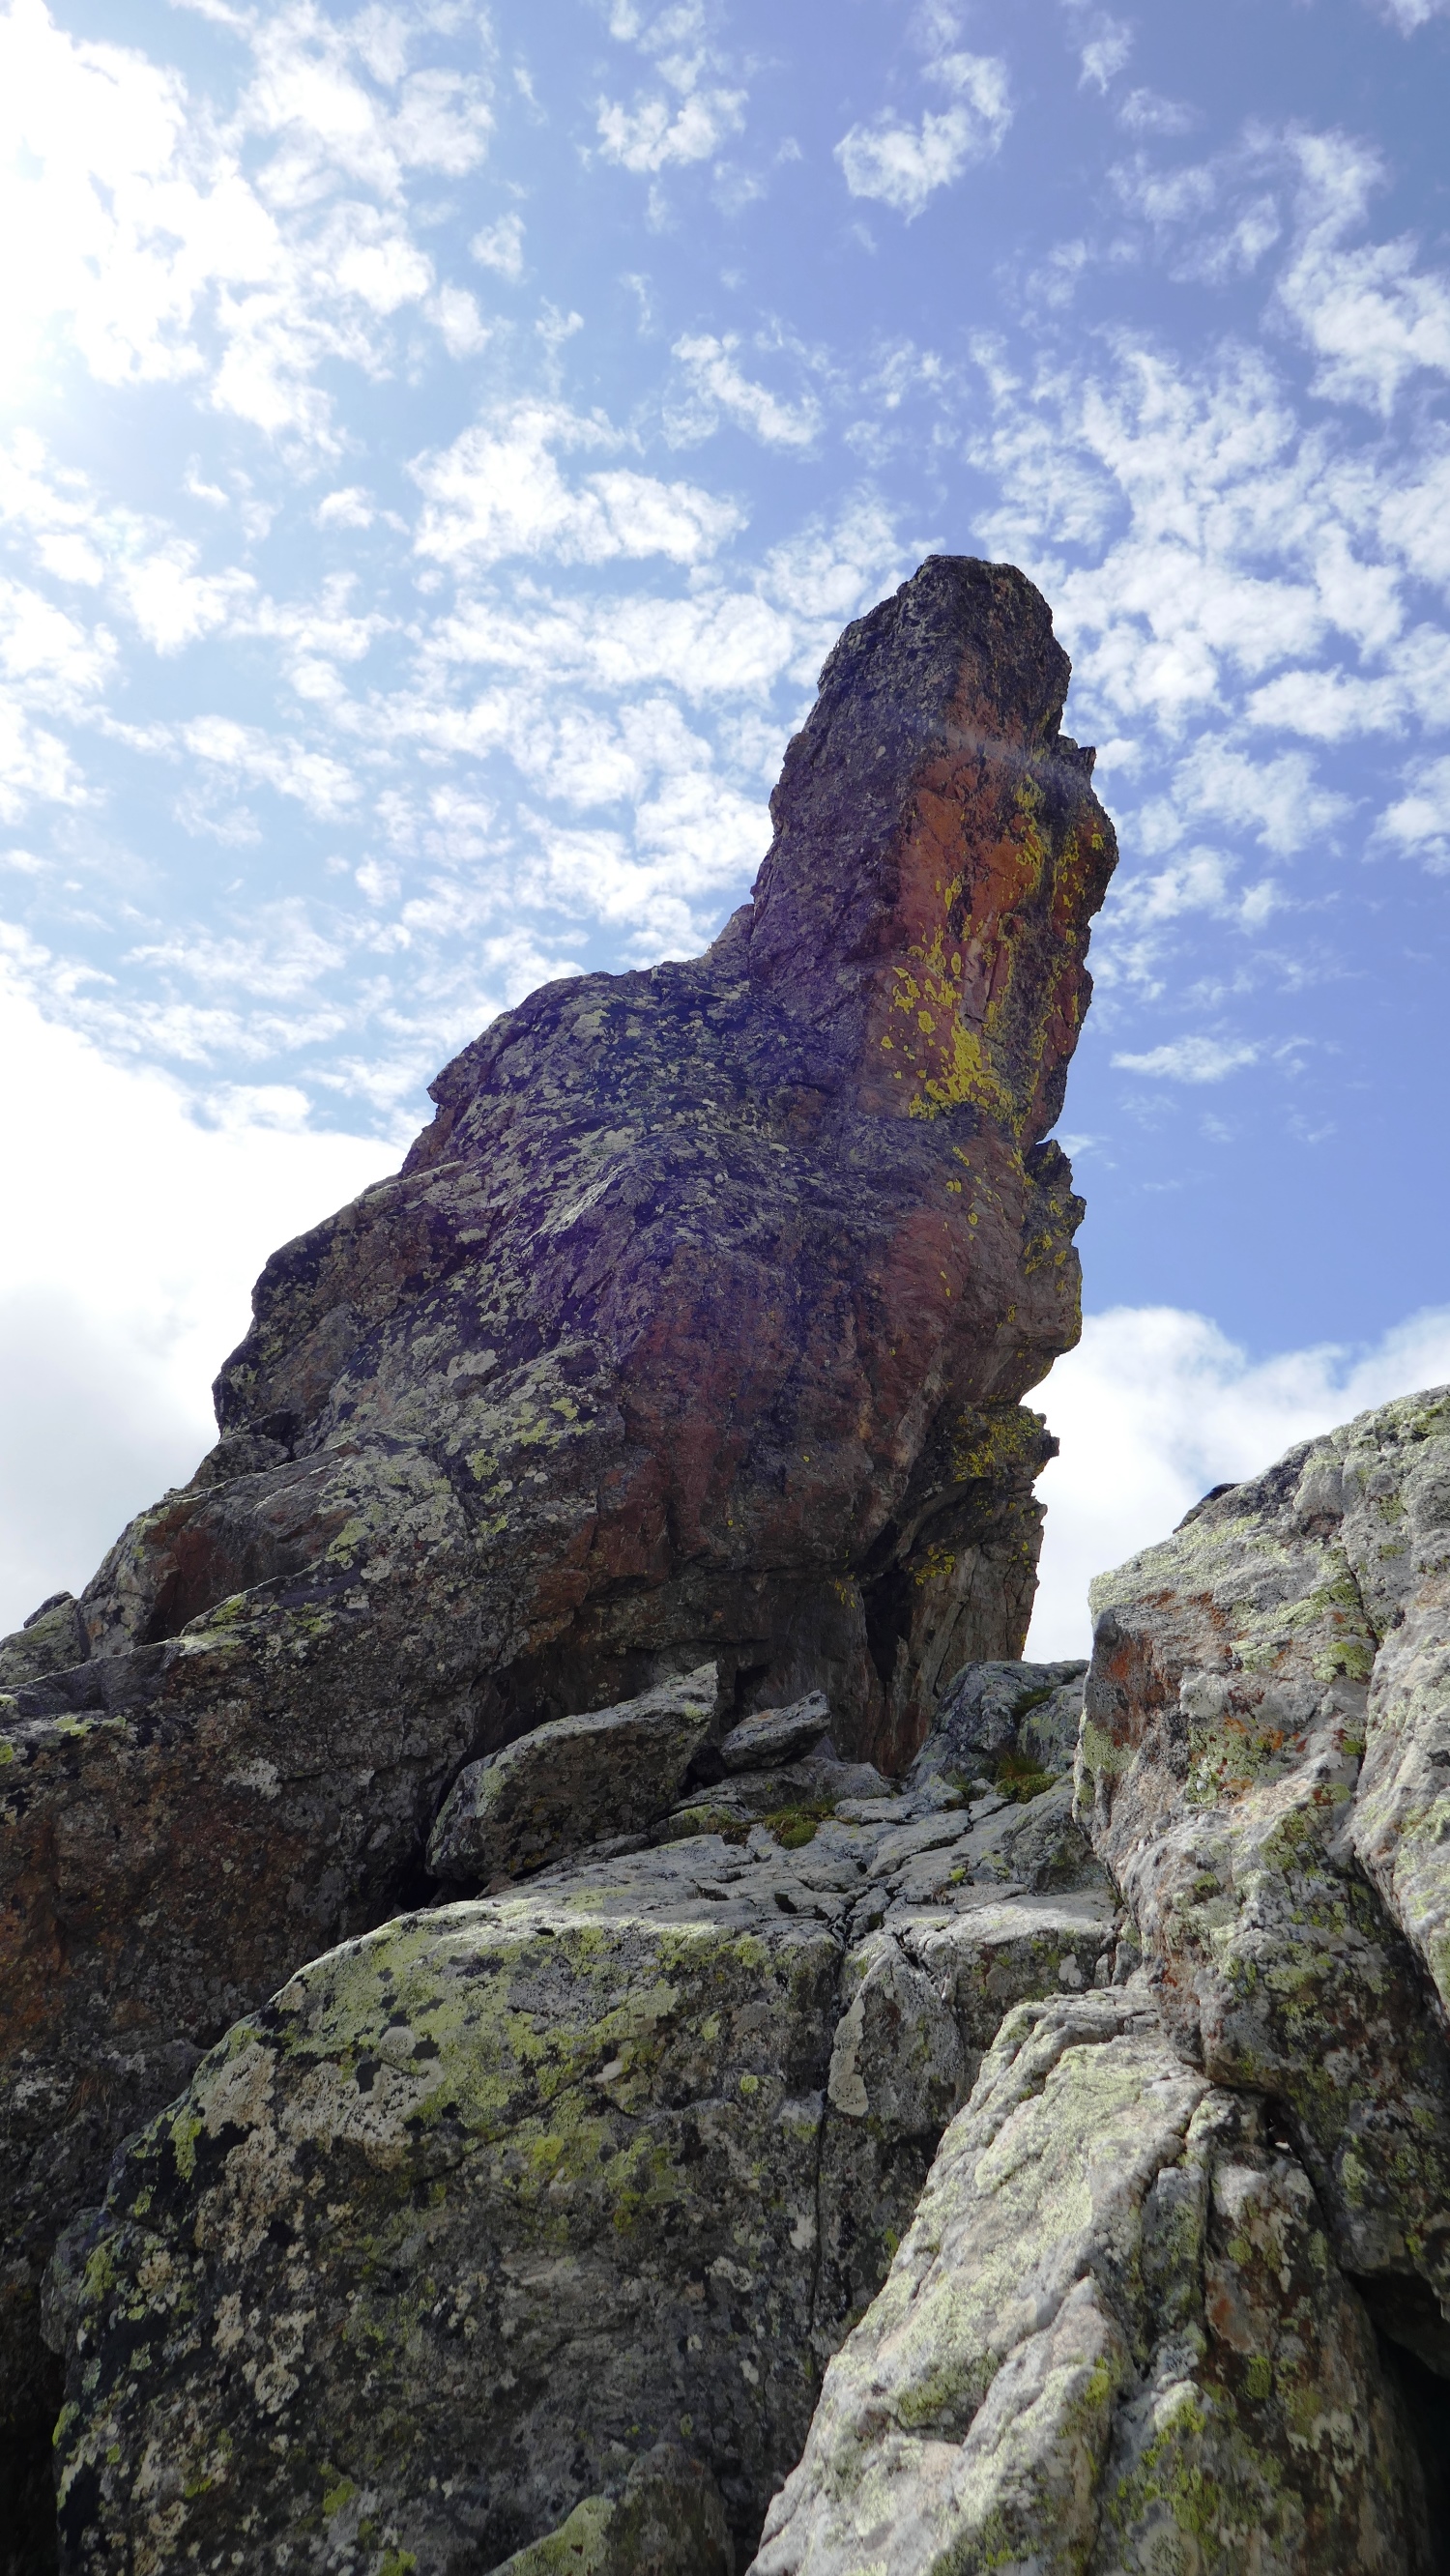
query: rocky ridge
[
  {"left": 21, "top": 1448, "right": 1450, "bottom": 2576},
  {"left": 0, "top": 558, "right": 1116, "bottom": 2565},
  {"left": 20, "top": 559, "right": 1450, "bottom": 2573},
  {"left": 59, "top": 1379, "right": 1450, "bottom": 2573},
  {"left": 49, "top": 1661, "right": 1113, "bottom": 2571},
  {"left": 762, "top": 1389, "right": 1450, "bottom": 2570}
]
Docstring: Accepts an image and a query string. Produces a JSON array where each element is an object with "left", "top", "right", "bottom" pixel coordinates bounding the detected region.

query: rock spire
[{"left": 0, "top": 556, "right": 1116, "bottom": 2564}]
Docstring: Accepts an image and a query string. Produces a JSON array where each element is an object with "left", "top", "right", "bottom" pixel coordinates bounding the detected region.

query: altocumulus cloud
[{"left": 835, "top": 24, "right": 1011, "bottom": 221}]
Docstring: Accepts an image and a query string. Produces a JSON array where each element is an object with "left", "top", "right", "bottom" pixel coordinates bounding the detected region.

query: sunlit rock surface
[
  {"left": 1080, "top": 1387, "right": 1450, "bottom": 2370},
  {"left": 57, "top": 1384, "right": 1450, "bottom": 2575},
  {"left": 53, "top": 1765, "right": 1116, "bottom": 2571},
  {"left": 0, "top": 554, "right": 1116, "bottom": 2548},
  {"left": 752, "top": 1987, "right": 1434, "bottom": 2576}
]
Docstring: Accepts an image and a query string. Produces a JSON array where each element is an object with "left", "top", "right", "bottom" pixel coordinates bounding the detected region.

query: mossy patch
[{"left": 993, "top": 1750, "right": 1056, "bottom": 1805}]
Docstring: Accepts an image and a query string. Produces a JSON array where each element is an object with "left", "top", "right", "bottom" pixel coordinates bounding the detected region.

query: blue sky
[{"left": 3, "top": 0, "right": 1450, "bottom": 1650}]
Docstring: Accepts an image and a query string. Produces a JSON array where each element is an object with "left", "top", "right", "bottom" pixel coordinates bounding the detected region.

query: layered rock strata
[{"left": 0, "top": 553, "right": 1116, "bottom": 2545}]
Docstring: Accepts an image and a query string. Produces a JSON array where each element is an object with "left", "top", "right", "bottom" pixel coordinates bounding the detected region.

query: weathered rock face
[
  {"left": 491, "top": 2448, "right": 734, "bottom": 2576},
  {"left": 53, "top": 1744, "right": 1117, "bottom": 2572},
  {"left": 740, "top": 1393, "right": 1450, "bottom": 2574},
  {"left": 753, "top": 1986, "right": 1434, "bottom": 2575},
  {"left": 0, "top": 554, "right": 1116, "bottom": 2538},
  {"left": 426, "top": 1664, "right": 717, "bottom": 1883},
  {"left": 58, "top": 1396, "right": 1450, "bottom": 2576},
  {"left": 909, "top": 1653, "right": 1087, "bottom": 1796},
  {"left": 1079, "top": 1386, "right": 1450, "bottom": 2375}
]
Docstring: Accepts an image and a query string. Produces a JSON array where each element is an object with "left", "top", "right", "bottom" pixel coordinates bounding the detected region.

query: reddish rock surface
[{"left": 0, "top": 555, "right": 1116, "bottom": 2562}]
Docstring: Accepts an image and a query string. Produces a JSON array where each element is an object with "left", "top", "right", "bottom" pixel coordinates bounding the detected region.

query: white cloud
[
  {"left": 411, "top": 399, "right": 746, "bottom": 567},
  {"left": 597, "top": 82, "right": 744, "bottom": 173},
  {"left": 117, "top": 542, "right": 255, "bottom": 653},
  {"left": 0, "top": 0, "right": 488, "bottom": 447},
  {"left": 1378, "top": 443, "right": 1450, "bottom": 592},
  {"left": 667, "top": 335, "right": 822, "bottom": 449},
  {"left": 966, "top": 325, "right": 1450, "bottom": 767},
  {"left": 0, "top": 960, "right": 392, "bottom": 1632},
  {"left": 1068, "top": 9, "right": 1134, "bottom": 92},
  {"left": 1092, "top": 835, "right": 1288, "bottom": 1001},
  {"left": 127, "top": 897, "right": 345, "bottom": 1000},
  {"left": 315, "top": 485, "right": 377, "bottom": 529},
  {"left": 836, "top": 45, "right": 1011, "bottom": 219},
  {"left": 1108, "top": 123, "right": 1450, "bottom": 406},
  {"left": 240, "top": 11, "right": 492, "bottom": 199},
  {"left": 1027, "top": 1302, "right": 1450, "bottom": 1658},
  {"left": 418, "top": 582, "right": 795, "bottom": 706},
  {"left": 518, "top": 766, "right": 763, "bottom": 958},
  {"left": 1244, "top": 623, "right": 1450, "bottom": 739},
  {"left": 1138, "top": 740, "right": 1350, "bottom": 857},
  {"left": 246, "top": 576, "right": 392, "bottom": 689},
  {"left": 761, "top": 495, "right": 907, "bottom": 630},
  {"left": 0, "top": 572, "right": 113, "bottom": 707},
  {"left": 1361, "top": 0, "right": 1450, "bottom": 34},
  {"left": 0, "top": 702, "right": 88, "bottom": 822},
  {"left": 1117, "top": 88, "right": 1192, "bottom": 137},
  {"left": 595, "top": 0, "right": 744, "bottom": 175},
  {"left": 1276, "top": 132, "right": 1450, "bottom": 412},
  {"left": 1374, "top": 751, "right": 1450, "bottom": 869},
  {"left": 972, "top": 344, "right": 1331, "bottom": 732},
  {"left": 498, "top": 686, "right": 771, "bottom": 953},
  {"left": 0, "top": 557, "right": 105, "bottom": 810},
  {"left": 179, "top": 714, "right": 359, "bottom": 817},
  {"left": 1111, "top": 1033, "right": 1262, "bottom": 1082},
  {"left": 1109, "top": 144, "right": 1282, "bottom": 285},
  {"left": 470, "top": 211, "right": 524, "bottom": 280},
  {"left": 1114, "top": 845, "right": 1237, "bottom": 924},
  {"left": 430, "top": 281, "right": 489, "bottom": 357}
]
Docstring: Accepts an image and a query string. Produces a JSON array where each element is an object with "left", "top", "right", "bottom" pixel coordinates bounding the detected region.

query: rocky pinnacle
[{"left": 0, "top": 557, "right": 1116, "bottom": 2562}]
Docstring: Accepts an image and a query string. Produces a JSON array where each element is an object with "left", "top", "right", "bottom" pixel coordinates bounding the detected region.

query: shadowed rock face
[{"left": 0, "top": 556, "right": 1116, "bottom": 2560}]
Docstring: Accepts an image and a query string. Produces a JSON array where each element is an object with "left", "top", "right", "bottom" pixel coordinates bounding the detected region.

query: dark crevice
[
  {"left": 1371, "top": 2325, "right": 1450, "bottom": 2572},
  {"left": 1349, "top": 2267, "right": 1450, "bottom": 2381},
  {"left": 805, "top": 1940, "right": 848, "bottom": 2358},
  {"left": 2, "top": 2354, "right": 64, "bottom": 2576}
]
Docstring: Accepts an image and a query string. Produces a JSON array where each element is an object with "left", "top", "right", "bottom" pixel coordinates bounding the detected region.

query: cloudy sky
[{"left": 3, "top": 0, "right": 1449, "bottom": 1654}]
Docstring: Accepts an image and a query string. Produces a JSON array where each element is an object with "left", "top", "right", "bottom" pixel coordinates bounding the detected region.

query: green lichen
[
  {"left": 490, "top": 2494, "right": 614, "bottom": 2576},
  {"left": 1080, "top": 1719, "right": 1132, "bottom": 1779}
]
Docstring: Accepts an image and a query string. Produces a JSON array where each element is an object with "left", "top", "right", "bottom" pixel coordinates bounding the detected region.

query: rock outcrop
[
  {"left": 1080, "top": 1387, "right": 1450, "bottom": 2375},
  {"left": 44, "top": 1367, "right": 1450, "bottom": 2571},
  {"left": 52, "top": 1692, "right": 1116, "bottom": 2572},
  {"left": 741, "top": 1390, "right": 1450, "bottom": 2572},
  {"left": 754, "top": 1987, "right": 1434, "bottom": 2574},
  {"left": 23, "top": 542, "right": 1450, "bottom": 2576},
  {"left": 0, "top": 559, "right": 1116, "bottom": 2562},
  {"left": 425, "top": 1664, "right": 717, "bottom": 1883},
  {"left": 908, "top": 1652, "right": 1088, "bottom": 1797}
]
